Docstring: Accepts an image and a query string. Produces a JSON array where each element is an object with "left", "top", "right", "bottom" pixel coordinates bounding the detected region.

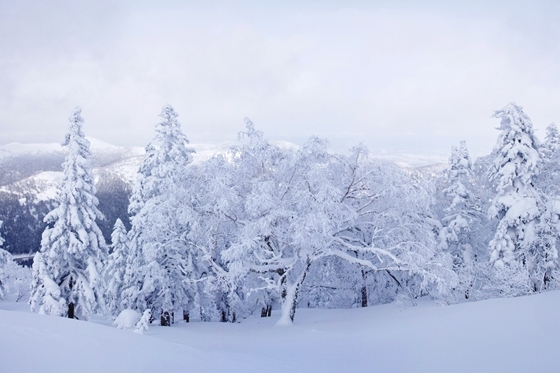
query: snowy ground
[{"left": 1, "top": 291, "right": 559, "bottom": 373}]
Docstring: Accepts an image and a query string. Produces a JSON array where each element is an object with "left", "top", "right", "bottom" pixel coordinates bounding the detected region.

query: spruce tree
[
  {"left": 540, "top": 123, "right": 559, "bottom": 162},
  {"left": 121, "top": 105, "right": 196, "bottom": 323},
  {"left": 439, "top": 141, "right": 485, "bottom": 298},
  {"left": 440, "top": 141, "right": 477, "bottom": 266},
  {"left": 29, "top": 107, "right": 108, "bottom": 319},
  {"left": 487, "top": 102, "right": 552, "bottom": 293},
  {"left": 103, "top": 218, "right": 129, "bottom": 315},
  {"left": 537, "top": 123, "right": 560, "bottom": 196}
]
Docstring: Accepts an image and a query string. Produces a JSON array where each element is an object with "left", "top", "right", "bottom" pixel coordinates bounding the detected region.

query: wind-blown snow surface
[{"left": 1, "top": 292, "right": 559, "bottom": 373}]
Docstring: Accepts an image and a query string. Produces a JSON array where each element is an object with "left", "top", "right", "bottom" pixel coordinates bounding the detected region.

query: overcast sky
[{"left": 0, "top": 0, "right": 558, "bottom": 159}]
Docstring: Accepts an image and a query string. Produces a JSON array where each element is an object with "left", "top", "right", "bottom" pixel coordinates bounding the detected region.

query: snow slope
[{"left": 1, "top": 291, "right": 559, "bottom": 373}]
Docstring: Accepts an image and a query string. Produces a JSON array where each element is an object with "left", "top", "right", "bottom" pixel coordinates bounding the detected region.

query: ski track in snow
[{"left": 1, "top": 291, "right": 559, "bottom": 373}]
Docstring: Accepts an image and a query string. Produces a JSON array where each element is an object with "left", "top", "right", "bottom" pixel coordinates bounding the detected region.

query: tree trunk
[
  {"left": 183, "top": 310, "right": 189, "bottom": 323},
  {"left": 361, "top": 285, "right": 368, "bottom": 307},
  {"left": 68, "top": 302, "right": 75, "bottom": 319},
  {"left": 261, "top": 305, "right": 273, "bottom": 317},
  {"left": 277, "top": 260, "right": 311, "bottom": 325},
  {"left": 161, "top": 311, "right": 171, "bottom": 326},
  {"left": 361, "top": 269, "right": 368, "bottom": 307}
]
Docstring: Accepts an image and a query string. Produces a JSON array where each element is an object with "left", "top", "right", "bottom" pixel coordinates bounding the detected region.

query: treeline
[{"left": 2, "top": 102, "right": 559, "bottom": 325}]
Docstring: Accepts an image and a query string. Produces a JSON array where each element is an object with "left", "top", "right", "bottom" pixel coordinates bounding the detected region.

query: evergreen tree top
[
  {"left": 152, "top": 105, "right": 195, "bottom": 168},
  {"left": 490, "top": 102, "right": 540, "bottom": 192},
  {"left": 448, "top": 141, "right": 472, "bottom": 179},
  {"left": 545, "top": 122, "right": 558, "bottom": 142},
  {"left": 63, "top": 107, "right": 91, "bottom": 160},
  {"left": 111, "top": 219, "right": 128, "bottom": 249},
  {"left": 492, "top": 102, "right": 539, "bottom": 154},
  {"left": 541, "top": 123, "right": 559, "bottom": 161}
]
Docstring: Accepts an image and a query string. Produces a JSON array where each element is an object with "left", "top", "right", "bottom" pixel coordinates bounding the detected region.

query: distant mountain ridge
[
  {"left": 0, "top": 138, "right": 446, "bottom": 257},
  {"left": 0, "top": 139, "right": 147, "bottom": 256},
  {"left": 0, "top": 138, "right": 145, "bottom": 186}
]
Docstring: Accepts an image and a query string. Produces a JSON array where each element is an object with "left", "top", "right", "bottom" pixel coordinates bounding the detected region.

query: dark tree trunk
[
  {"left": 68, "top": 302, "right": 75, "bottom": 319},
  {"left": 361, "top": 285, "right": 368, "bottom": 307},
  {"left": 161, "top": 311, "right": 171, "bottom": 326},
  {"left": 261, "top": 307, "right": 267, "bottom": 317},
  {"left": 183, "top": 310, "right": 189, "bottom": 323},
  {"left": 266, "top": 305, "right": 272, "bottom": 317},
  {"left": 289, "top": 285, "right": 300, "bottom": 322}
]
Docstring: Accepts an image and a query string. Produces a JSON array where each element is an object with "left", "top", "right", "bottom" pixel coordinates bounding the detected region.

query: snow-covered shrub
[
  {"left": 134, "top": 309, "right": 152, "bottom": 334},
  {"left": 0, "top": 224, "right": 32, "bottom": 302},
  {"left": 113, "top": 309, "right": 141, "bottom": 330}
]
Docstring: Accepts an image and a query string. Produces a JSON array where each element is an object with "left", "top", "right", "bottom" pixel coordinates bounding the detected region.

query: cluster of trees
[
  {"left": 0, "top": 220, "right": 31, "bottom": 302},
  {"left": 22, "top": 102, "right": 560, "bottom": 325}
]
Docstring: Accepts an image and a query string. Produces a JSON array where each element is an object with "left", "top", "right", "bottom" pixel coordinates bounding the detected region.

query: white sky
[{"left": 0, "top": 0, "right": 558, "bottom": 159}]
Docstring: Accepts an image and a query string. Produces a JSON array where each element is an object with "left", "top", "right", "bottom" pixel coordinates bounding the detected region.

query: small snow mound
[
  {"left": 275, "top": 317, "right": 293, "bottom": 327},
  {"left": 113, "top": 309, "right": 141, "bottom": 329}
]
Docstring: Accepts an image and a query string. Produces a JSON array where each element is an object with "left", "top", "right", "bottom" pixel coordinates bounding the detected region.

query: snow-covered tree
[
  {"left": 186, "top": 153, "right": 247, "bottom": 322},
  {"left": 222, "top": 125, "right": 456, "bottom": 324},
  {"left": 103, "top": 219, "right": 129, "bottom": 315},
  {"left": 440, "top": 142, "right": 475, "bottom": 264},
  {"left": 540, "top": 123, "right": 559, "bottom": 162},
  {"left": 0, "top": 220, "right": 7, "bottom": 299},
  {"left": 134, "top": 309, "right": 152, "bottom": 334},
  {"left": 121, "top": 105, "right": 196, "bottom": 323},
  {"left": 438, "top": 141, "right": 486, "bottom": 297},
  {"left": 533, "top": 122, "right": 560, "bottom": 289},
  {"left": 537, "top": 123, "right": 560, "bottom": 196},
  {"left": 487, "top": 102, "right": 555, "bottom": 294},
  {"left": 29, "top": 107, "right": 108, "bottom": 319},
  {"left": 0, "top": 220, "right": 32, "bottom": 303},
  {"left": 328, "top": 148, "right": 456, "bottom": 309}
]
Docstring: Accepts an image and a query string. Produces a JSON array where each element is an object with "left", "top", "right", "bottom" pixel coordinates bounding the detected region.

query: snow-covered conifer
[
  {"left": 134, "top": 309, "right": 151, "bottom": 334},
  {"left": 440, "top": 142, "right": 478, "bottom": 265},
  {"left": 540, "top": 123, "right": 559, "bottom": 162},
  {"left": 103, "top": 219, "right": 129, "bottom": 315},
  {"left": 439, "top": 142, "right": 487, "bottom": 295},
  {"left": 487, "top": 103, "right": 554, "bottom": 293},
  {"left": 29, "top": 107, "right": 108, "bottom": 319},
  {"left": 121, "top": 105, "right": 196, "bottom": 322},
  {"left": 537, "top": 123, "right": 560, "bottom": 196}
]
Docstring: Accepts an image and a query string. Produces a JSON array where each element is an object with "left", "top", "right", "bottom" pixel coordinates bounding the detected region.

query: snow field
[{"left": 1, "top": 290, "right": 559, "bottom": 373}]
